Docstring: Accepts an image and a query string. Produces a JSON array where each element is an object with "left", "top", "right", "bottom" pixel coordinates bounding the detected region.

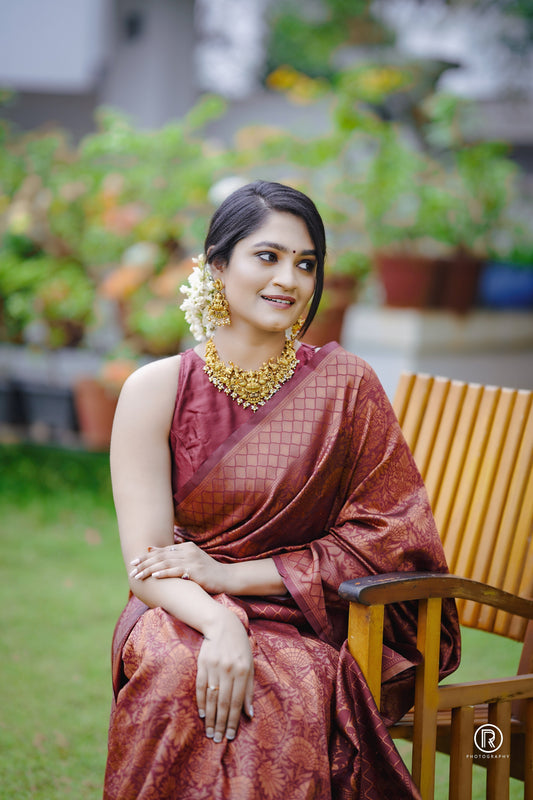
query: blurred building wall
[{"left": 0, "top": 0, "right": 197, "bottom": 136}]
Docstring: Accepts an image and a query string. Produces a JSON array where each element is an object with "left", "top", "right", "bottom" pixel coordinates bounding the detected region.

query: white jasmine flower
[{"left": 179, "top": 254, "right": 216, "bottom": 342}]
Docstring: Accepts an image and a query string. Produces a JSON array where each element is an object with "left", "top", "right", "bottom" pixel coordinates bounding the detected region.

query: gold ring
[{"left": 208, "top": 685, "right": 219, "bottom": 692}]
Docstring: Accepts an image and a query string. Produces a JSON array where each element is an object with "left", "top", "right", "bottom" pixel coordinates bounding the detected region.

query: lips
[{"left": 261, "top": 294, "right": 295, "bottom": 306}]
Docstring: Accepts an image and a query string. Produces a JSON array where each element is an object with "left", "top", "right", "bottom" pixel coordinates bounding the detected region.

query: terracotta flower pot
[
  {"left": 438, "top": 251, "right": 483, "bottom": 314},
  {"left": 73, "top": 378, "right": 118, "bottom": 451},
  {"left": 375, "top": 250, "right": 482, "bottom": 313},
  {"left": 303, "top": 274, "right": 358, "bottom": 346},
  {"left": 375, "top": 252, "right": 442, "bottom": 309}
]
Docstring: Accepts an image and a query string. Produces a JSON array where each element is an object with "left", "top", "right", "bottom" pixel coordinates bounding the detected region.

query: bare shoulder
[{"left": 115, "top": 355, "right": 181, "bottom": 433}]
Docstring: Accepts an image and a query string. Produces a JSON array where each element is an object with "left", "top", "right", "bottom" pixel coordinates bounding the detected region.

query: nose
[{"left": 272, "top": 257, "right": 297, "bottom": 290}]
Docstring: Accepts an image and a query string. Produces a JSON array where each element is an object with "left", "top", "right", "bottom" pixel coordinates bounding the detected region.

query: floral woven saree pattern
[{"left": 104, "top": 344, "right": 459, "bottom": 799}]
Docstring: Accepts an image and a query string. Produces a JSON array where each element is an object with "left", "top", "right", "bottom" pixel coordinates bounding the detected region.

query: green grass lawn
[
  {"left": 0, "top": 444, "right": 125, "bottom": 800},
  {"left": 0, "top": 443, "right": 525, "bottom": 799}
]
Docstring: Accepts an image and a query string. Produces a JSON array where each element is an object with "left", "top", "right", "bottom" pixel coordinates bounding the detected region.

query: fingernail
[
  {"left": 198, "top": 709, "right": 205, "bottom": 719},
  {"left": 213, "top": 732, "right": 222, "bottom": 743},
  {"left": 130, "top": 558, "right": 140, "bottom": 566},
  {"left": 129, "top": 568, "right": 138, "bottom": 577},
  {"left": 249, "top": 705, "right": 254, "bottom": 718},
  {"left": 153, "top": 571, "right": 160, "bottom": 578},
  {"left": 206, "top": 728, "right": 214, "bottom": 739},
  {"left": 134, "top": 571, "right": 143, "bottom": 580},
  {"left": 226, "top": 729, "right": 235, "bottom": 741}
]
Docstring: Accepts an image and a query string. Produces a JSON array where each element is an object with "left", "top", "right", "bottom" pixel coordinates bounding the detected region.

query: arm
[
  {"left": 131, "top": 542, "right": 287, "bottom": 596},
  {"left": 110, "top": 356, "right": 254, "bottom": 741}
]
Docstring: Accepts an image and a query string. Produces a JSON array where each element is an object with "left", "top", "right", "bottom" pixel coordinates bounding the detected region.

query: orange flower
[
  {"left": 99, "top": 265, "right": 151, "bottom": 300},
  {"left": 151, "top": 258, "right": 196, "bottom": 299}
]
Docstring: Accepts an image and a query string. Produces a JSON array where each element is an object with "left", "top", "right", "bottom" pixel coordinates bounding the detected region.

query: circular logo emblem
[{"left": 474, "top": 724, "right": 503, "bottom": 753}]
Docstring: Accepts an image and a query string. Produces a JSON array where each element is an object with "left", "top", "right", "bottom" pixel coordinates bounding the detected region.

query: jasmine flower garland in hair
[{"left": 179, "top": 254, "right": 216, "bottom": 342}]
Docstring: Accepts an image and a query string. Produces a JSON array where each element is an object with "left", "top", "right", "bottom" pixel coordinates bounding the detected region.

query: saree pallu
[{"left": 104, "top": 342, "right": 460, "bottom": 800}]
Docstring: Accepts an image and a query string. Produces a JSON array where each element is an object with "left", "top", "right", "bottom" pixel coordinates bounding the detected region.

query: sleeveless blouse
[{"left": 170, "top": 342, "right": 319, "bottom": 498}]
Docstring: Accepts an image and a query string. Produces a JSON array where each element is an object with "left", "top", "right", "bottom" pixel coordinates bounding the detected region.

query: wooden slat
[
  {"left": 478, "top": 391, "right": 533, "bottom": 635},
  {"left": 449, "top": 705, "right": 474, "bottom": 800},
  {"left": 393, "top": 372, "right": 417, "bottom": 427},
  {"left": 437, "top": 675, "right": 533, "bottom": 710},
  {"left": 506, "top": 464, "right": 533, "bottom": 641},
  {"left": 399, "top": 374, "right": 434, "bottom": 452},
  {"left": 452, "top": 386, "right": 500, "bottom": 579},
  {"left": 411, "top": 377, "right": 450, "bottom": 479},
  {"left": 422, "top": 380, "right": 466, "bottom": 511},
  {"left": 486, "top": 702, "right": 511, "bottom": 800},
  {"left": 496, "top": 397, "right": 533, "bottom": 638},
  {"left": 459, "top": 387, "right": 514, "bottom": 628},
  {"left": 434, "top": 383, "right": 484, "bottom": 571}
]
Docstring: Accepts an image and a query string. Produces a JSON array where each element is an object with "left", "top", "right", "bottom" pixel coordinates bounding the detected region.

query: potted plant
[
  {"left": 302, "top": 250, "right": 371, "bottom": 345},
  {"left": 73, "top": 354, "right": 138, "bottom": 450},
  {"left": 479, "top": 222, "right": 533, "bottom": 310},
  {"left": 285, "top": 69, "right": 519, "bottom": 314}
]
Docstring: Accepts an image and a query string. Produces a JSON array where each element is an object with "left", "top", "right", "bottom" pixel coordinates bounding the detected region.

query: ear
[{"left": 207, "top": 248, "right": 227, "bottom": 280}]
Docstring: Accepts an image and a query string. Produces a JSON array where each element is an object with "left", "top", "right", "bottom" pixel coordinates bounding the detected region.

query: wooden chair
[{"left": 339, "top": 373, "right": 533, "bottom": 800}]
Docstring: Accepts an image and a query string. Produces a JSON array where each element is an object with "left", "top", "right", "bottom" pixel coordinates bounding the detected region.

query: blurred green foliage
[
  {"left": 0, "top": 60, "right": 530, "bottom": 353},
  {"left": 0, "top": 96, "right": 229, "bottom": 352}
]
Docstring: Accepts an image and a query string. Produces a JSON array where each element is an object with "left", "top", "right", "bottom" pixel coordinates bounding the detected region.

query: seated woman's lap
[{"left": 107, "top": 608, "right": 341, "bottom": 800}]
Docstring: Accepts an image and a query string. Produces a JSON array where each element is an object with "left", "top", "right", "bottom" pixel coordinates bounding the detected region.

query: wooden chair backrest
[{"left": 393, "top": 373, "right": 533, "bottom": 642}]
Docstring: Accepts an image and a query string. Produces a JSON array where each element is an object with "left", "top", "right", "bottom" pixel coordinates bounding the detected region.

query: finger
[
  {"left": 223, "top": 673, "right": 249, "bottom": 741},
  {"left": 129, "top": 556, "right": 162, "bottom": 579},
  {"left": 130, "top": 551, "right": 187, "bottom": 580},
  {"left": 243, "top": 669, "right": 255, "bottom": 719},
  {"left": 212, "top": 677, "right": 233, "bottom": 743},
  {"left": 152, "top": 567, "right": 193, "bottom": 580},
  {"left": 196, "top": 662, "right": 208, "bottom": 720},
  {"left": 204, "top": 682, "right": 221, "bottom": 740}
]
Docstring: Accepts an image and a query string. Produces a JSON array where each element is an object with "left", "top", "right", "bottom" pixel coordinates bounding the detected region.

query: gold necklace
[{"left": 203, "top": 338, "right": 298, "bottom": 412}]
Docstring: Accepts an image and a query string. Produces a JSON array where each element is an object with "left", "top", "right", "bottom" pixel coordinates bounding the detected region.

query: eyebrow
[{"left": 252, "top": 240, "right": 317, "bottom": 257}]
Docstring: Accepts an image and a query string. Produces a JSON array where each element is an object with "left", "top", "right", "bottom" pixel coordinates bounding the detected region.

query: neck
[{"left": 209, "top": 326, "right": 289, "bottom": 370}]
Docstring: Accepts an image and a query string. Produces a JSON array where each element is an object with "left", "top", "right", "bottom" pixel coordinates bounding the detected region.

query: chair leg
[
  {"left": 346, "top": 601, "right": 384, "bottom": 706},
  {"left": 412, "top": 597, "right": 442, "bottom": 800},
  {"left": 486, "top": 701, "right": 511, "bottom": 800},
  {"left": 525, "top": 699, "right": 533, "bottom": 800},
  {"left": 449, "top": 705, "right": 474, "bottom": 800}
]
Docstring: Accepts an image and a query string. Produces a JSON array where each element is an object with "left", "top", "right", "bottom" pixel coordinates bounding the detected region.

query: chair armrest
[{"left": 339, "top": 572, "right": 533, "bottom": 620}]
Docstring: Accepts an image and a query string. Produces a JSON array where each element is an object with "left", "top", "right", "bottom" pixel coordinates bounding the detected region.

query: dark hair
[{"left": 204, "top": 180, "right": 326, "bottom": 337}]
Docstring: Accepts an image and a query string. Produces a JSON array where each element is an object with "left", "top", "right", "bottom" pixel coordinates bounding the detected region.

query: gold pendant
[{"left": 203, "top": 339, "right": 298, "bottom": 411}]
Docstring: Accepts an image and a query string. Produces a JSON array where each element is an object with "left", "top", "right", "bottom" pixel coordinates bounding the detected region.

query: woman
[{"left": 104, "top": 180, "right": 460, "bottom": 800}]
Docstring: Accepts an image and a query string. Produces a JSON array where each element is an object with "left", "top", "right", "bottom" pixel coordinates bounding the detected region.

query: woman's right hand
[{"left": 197, "top": 606, "right": 254, "bottom": 743}]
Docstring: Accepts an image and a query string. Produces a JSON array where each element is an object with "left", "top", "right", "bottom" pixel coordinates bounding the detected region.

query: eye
[
  {"left": 297, "top": 259, "right": 316, "bottom": 273},
  {"left": 257, "top": 251, "right": 277, "bottom": 264}
]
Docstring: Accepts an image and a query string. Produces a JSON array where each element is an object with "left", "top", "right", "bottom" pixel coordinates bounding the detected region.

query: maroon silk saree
[{"left": 104, "top": 343, "right": 460, "bottom": 800}]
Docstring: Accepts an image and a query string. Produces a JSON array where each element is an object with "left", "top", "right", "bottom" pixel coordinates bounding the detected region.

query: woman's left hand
[{"left": 129, "top": 542, "right": 227, "bottom": 594}]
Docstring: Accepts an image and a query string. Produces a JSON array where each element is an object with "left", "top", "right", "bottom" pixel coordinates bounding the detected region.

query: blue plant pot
[{"left": 478, "top": 261, "right": 533, "bottom": 309}]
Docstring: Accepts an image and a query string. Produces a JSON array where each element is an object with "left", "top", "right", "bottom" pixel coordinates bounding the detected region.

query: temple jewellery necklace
[{"left": 203, "top": 337, "right": 299, "bottom": 412}]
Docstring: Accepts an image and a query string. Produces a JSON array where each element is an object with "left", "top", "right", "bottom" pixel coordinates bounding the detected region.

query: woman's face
[{"left": 214, "top": 211, "right": 317, "bottom": 336}]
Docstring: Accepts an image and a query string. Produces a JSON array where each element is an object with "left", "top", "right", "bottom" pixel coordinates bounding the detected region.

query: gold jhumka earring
[
  {"left": 207, "top": 278, "right": 231, "bottom": 327},
  {"left": 290, "top": 316, "right": 305, "bottom": 341}
]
